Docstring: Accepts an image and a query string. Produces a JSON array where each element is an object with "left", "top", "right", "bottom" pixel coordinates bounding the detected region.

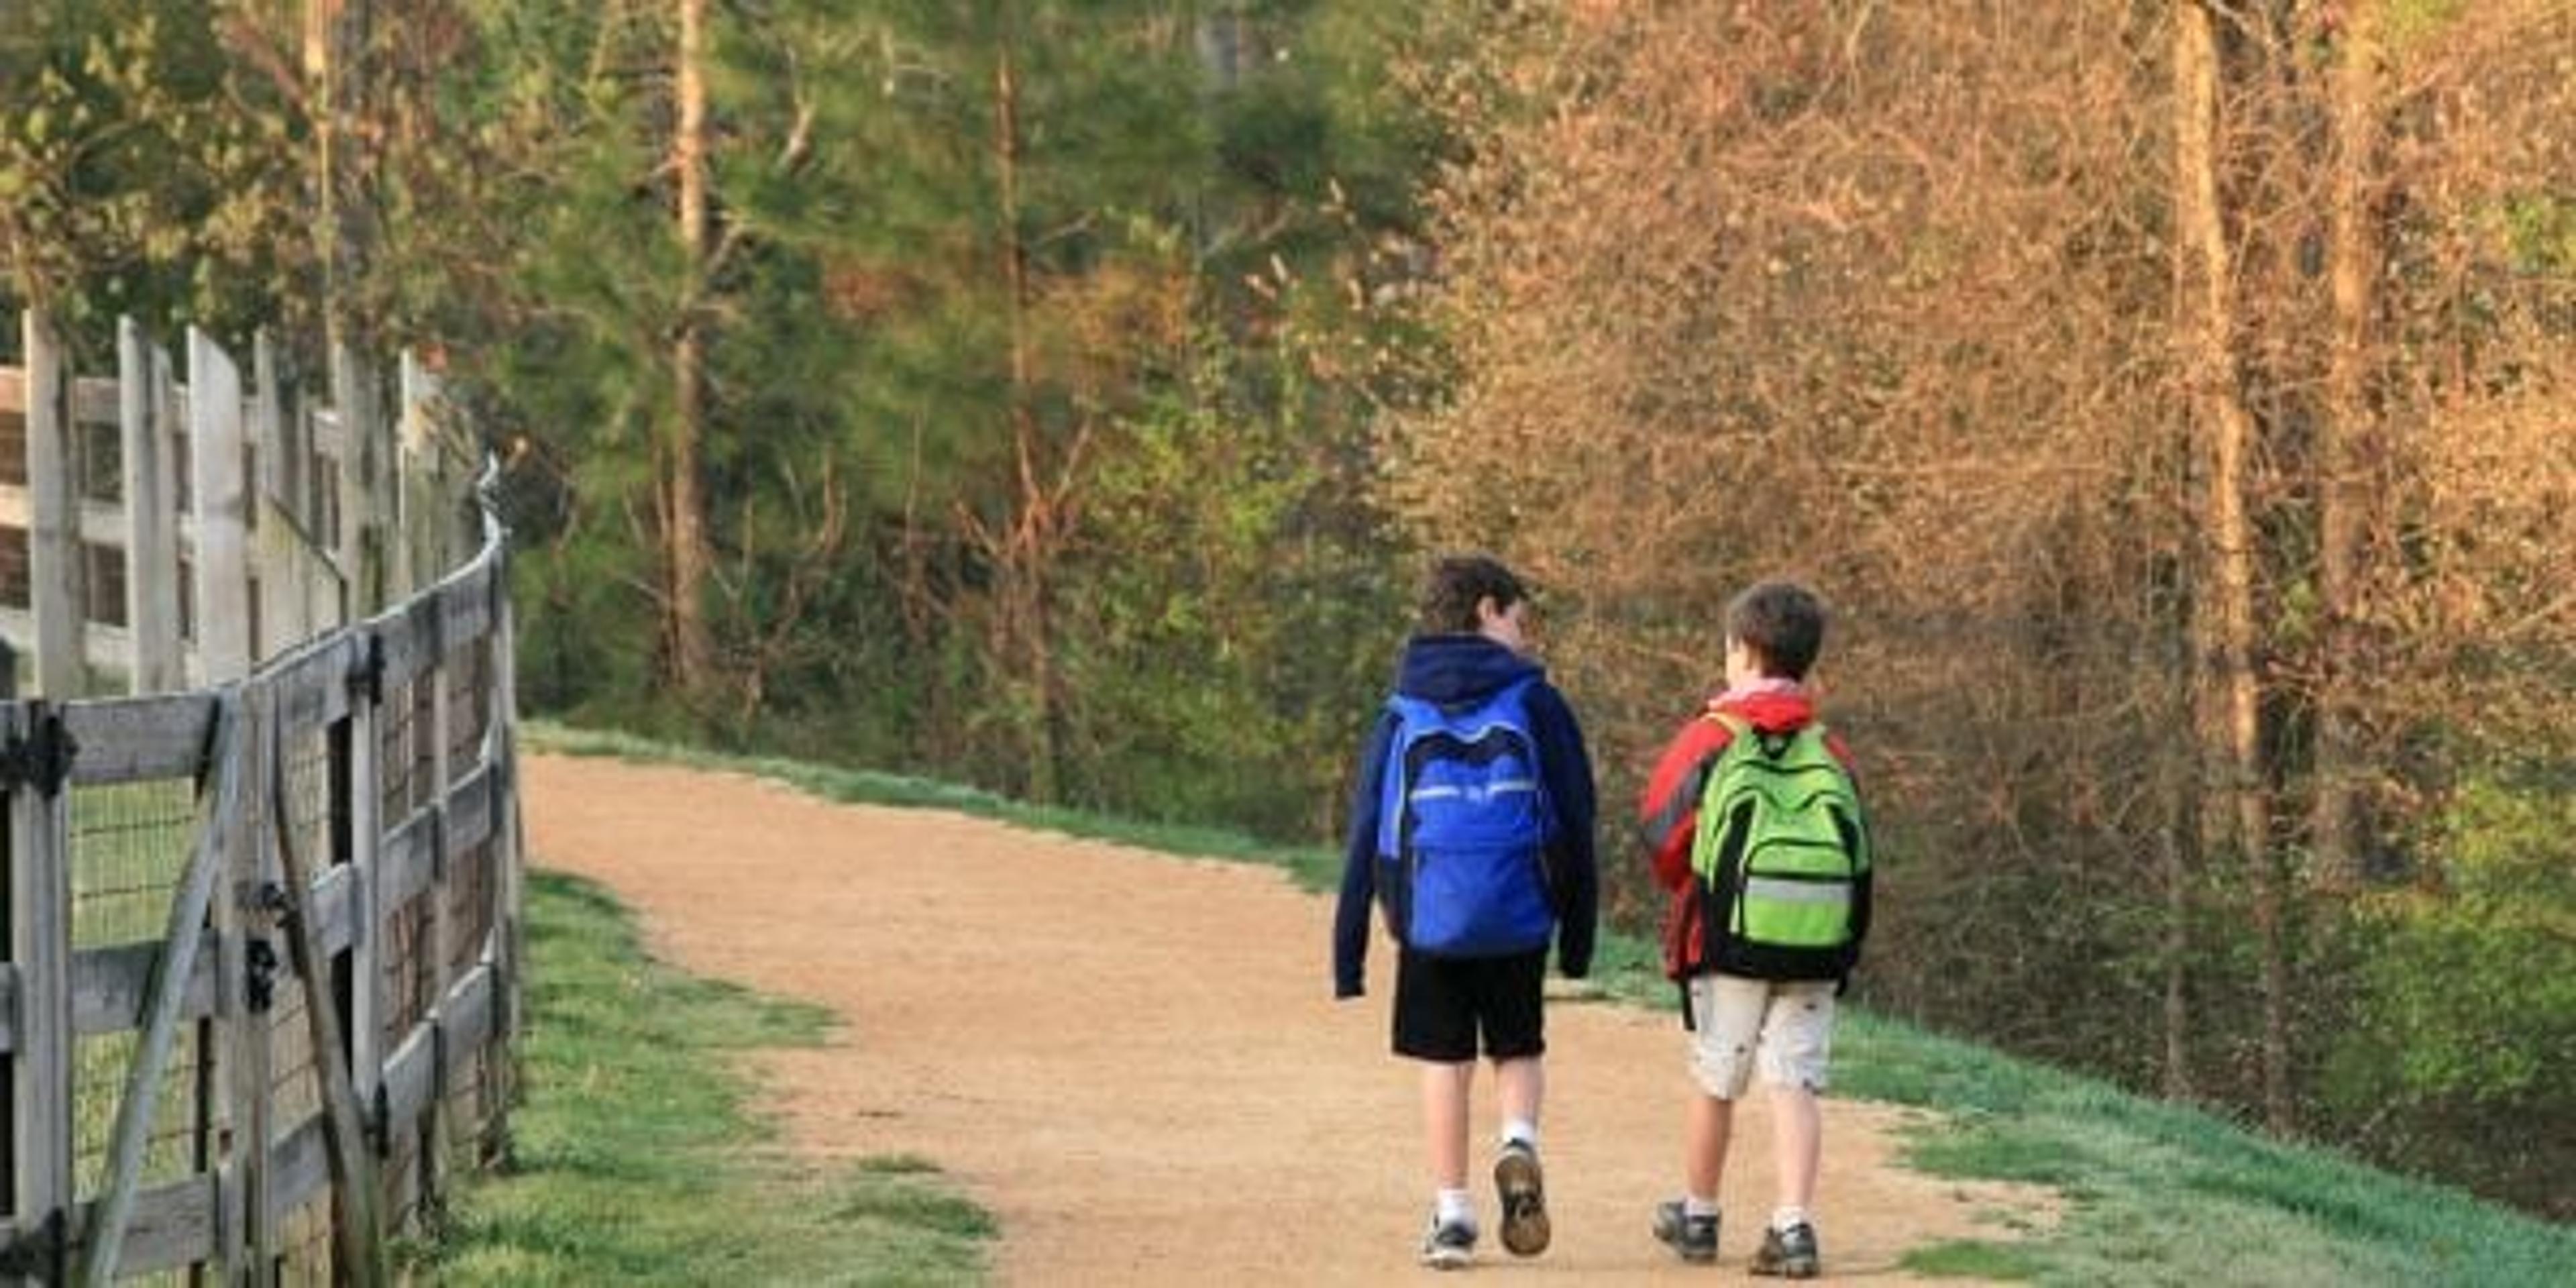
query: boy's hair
[
  {"left": 1419, "top": 554, "right": 1527, "bottom": 635},
  {"left": 1727, "top": 580, "right": 1827, "bottom": 680}
]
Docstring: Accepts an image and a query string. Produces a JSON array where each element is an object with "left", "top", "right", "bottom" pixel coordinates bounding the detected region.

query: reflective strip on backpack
[
  {"left": 1411, "top": 777, "right": 1540, "bottom": 805},
  {"left": 1743, "top": 876, "right": 1851, "bottom": 907}
]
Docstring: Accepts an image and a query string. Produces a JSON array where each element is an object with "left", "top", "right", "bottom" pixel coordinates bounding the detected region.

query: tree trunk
[
  {"left": 2311, "top": 2, "right": 2383, "bottom": 892},
  {"left": 993, "top": 28, "right": 1061, "bottom": 804},
  {"left": 667, "top": 0, "right": 718, "bottom": 701},
  {"left": 306, "top": 0, "right": 370, "bottom": 349},
  {"left": 2174, "top": 0, "right": 2293, "bottom": 1134},
  {"left": 2163, "top": 511, "right": 2197, "bottom": 1102}
]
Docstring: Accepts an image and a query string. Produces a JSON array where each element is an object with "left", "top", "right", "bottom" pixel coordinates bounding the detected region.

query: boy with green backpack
[{"left": 1634, "top": 580, "right": 1870, "bottom": 1278}]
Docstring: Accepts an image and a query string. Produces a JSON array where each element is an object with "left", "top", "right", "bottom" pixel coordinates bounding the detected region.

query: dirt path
[{"left": 525, "top": 753, "right": 2047, "bottom": 1284}]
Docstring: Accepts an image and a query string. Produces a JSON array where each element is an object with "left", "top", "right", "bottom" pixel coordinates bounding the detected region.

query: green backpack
[{"left": 1689, "top": 714, "right": 1870, "bottom": 981}]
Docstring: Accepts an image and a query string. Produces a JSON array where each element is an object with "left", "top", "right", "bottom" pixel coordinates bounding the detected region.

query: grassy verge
[
  {"left": 518, "top": 723, "right": 2576, "bottom": 1286},
  {"left": 413, "top": 868, "right": 992, "bottom": 1285},
  {"left": 1835, "top": 1013, "right": 2575, "bottom": 1285}
]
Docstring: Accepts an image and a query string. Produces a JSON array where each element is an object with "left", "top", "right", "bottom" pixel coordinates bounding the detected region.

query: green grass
[
  {"left": 413, "top": 868, "right": 992, "bottom": 1285},
  {"left": 516, "top": 722, "right": 2576, "bottom": 1287},
  {"left": 1831, "top": 1012, "right": 2576, "bottom": 1285}
]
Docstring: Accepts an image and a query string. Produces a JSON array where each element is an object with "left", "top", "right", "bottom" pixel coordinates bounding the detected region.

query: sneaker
[
  {"left": 1493, "top": 1140, "right": 1551, "bottom": 1256},
  {"left": 1652, "top": 1199, "right": 1719, "bottom": 1264},
  {"left": 1750, "top": 1220, "right": 1821, "bottom": 1279},
  {"left": 1419, "top": 1214, "right": 1477, "bottom": 1270}
]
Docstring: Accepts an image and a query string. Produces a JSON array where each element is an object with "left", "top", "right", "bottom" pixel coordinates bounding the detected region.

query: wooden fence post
[
  {"left": 209, "top": 694, "right": 248, "bottom": 1280},
  {"left": 389, "top": 361, "right": 415, "bottom": 602},
  {"left": 0, "top": 646, "right": 12, "bottom": 1275},
  {"left": 118, "top": 321, "right": 183, "bottom": 695},
  {"left": 5, "top": 698, "right": 75, "bottom": 1284},
  {"left": 331, "top": 349, "right": 384, "bottom": 620},
  {"left": 486, "top": 530, "right": 522, "bottom": 1161},
  {"left": 189, "top": 331, "right": 252, "bottom": 682},
  {"left": 23, "top": 315, "right": 85, "bottom": 700},
  {"left": 336, "top": 631, "right": 384, "bottom": 1212},
  {"left": 420, "top": 611, "right": 453, "bottom": 1214},
  {"left": 227, "top": 684, "right": 274, "bottom": 1281},
  {"left": 251, "top": 335, "right": 280, "bottom": 660}
]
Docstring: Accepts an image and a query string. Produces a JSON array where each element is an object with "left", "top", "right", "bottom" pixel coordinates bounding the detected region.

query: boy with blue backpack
[
  {"left": 1635, "top": 580, "right": 1870, "bottom": 1278},
  {"left": 1334, "top": 554, "right": 1599, "bottom": 1270}
]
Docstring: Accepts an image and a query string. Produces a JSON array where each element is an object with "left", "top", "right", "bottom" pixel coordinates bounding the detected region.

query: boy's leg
[
  {"left": 1493, "top": 1055, "right": 1544, "bottom": 1142},
  {"left": 1767, "top": 1083, "right": 1821, "bottom": 1214},
  {"left": 1657, "top": 973, "right": 1763, "bottom": 1262},
  {"left": 1749, "top": 981, "right": 1835, "bottom": 1278},
  {"left": 1394, "top": 947, "right": 1486, "bottom": 1265},
  {"left": 1682, "top": 973, "right": 1772, "bottom": 1197},
  {"left": 1686, "top": 1089, "right": 1735, "bottom": 1199},
  {"left": 1481, "top": 951, "right": 1551, "bottom": 1256},
  {"left": 1753, "top": 981, "right": 1835, "bottom": 1217},
  {"left": 1421, "top": 1061, "right": 1474, "bottom": 1191}
]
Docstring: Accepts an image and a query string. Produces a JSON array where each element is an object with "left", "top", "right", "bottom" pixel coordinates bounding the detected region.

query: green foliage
[
  {"left": 2382, "top": 0, "right": 2471, "bottom": 54},
  {"left": 2325, "top": 771, "right": 2576, "bottom": 1116},
  {"left": 0, "top": 0, "right": 305, "bottom": 339},
  {"left": 1058, "top": 319, "right": 1398, "bottom": 837},
  {"left": 420, "top": 871, "right": 991, "bottom": 1284},
  {"left": 2500, "top": 195, "right": 2576, "bottom": 276},
  {"left": 2318, "top": 773, "right": 2576, "bottom": 1216}
]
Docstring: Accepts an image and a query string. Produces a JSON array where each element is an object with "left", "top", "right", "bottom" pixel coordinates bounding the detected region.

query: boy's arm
[
  {"left": 1332, "top": 714, "right": 1395, "bottom": 1000},
  {"left": 1529, "top": 684, "right": 1599, "bottom": 980},
  {"left": 1635, "top": 717, "right": 1733, "bottom": 891}
]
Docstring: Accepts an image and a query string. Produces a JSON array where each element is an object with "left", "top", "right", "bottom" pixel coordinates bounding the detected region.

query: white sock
[
  {"left": 1500, "top": 1118, "right": 1540, "bottom": 1151},
  {"left": 1684, "top": 1194, "right": 1719, "bottom": 1220},
  {"left": 1436, "top": 1188, "right": 1477, "bottom": 1227},
  {"left": 1772, "top": 1205, "right": 1811, "bottom": 1232}
]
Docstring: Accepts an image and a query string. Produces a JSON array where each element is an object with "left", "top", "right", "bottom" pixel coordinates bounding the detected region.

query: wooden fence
[{"left": 0, "top": 313, "right": 521, "bottom": 1283}]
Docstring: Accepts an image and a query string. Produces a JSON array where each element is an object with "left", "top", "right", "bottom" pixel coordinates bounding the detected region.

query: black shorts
[{"left": 1393, "top": 946, "right": 1548, "bottom": 1063}]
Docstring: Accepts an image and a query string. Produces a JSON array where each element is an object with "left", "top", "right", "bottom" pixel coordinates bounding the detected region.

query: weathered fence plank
[
  {"left": 119, "top": 321, "right": 182, "bottom": 695},
  {"left": 227, "top": 687, "right": 273, "bottom": 1277},
  {"left": 188, "top": 330, "right": 252, "bottom": 682},
  {"left": 6, "top": 702, "right": 76, "bottom": 1282},
  {"left": 23, "top": 318, "right": 84, "bottom": 700},
  {"left": 56, "top": 694, "right": 221, "bottom": 785},
  {"left": 68, "top": 940, "right": 219, "bottom": 1038}
]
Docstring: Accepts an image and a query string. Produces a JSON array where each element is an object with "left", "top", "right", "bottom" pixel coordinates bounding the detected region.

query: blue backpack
[{"left": 1375, "top": 676, "right": 1557, "bottom": 956}]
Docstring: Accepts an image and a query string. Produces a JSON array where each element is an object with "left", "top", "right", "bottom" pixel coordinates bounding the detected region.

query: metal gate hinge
[
  {"left": 0, "top": 1208, "right": 66, "bottom": 1277},
  {"left": 246, "top": 936, "right": 280, "bottom": 1014},
  {"left": 0, "top": 704, "right": 78, "bottom": 797}
]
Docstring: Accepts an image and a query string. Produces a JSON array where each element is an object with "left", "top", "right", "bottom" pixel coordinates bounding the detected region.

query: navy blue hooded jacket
[{"left": 1332, "top": 635, "right": 1599, "bottom": 998}]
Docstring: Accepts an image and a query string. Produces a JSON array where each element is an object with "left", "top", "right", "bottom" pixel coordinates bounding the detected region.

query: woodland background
[{"left": 4, "top": 0, "right": 2570, "bottom": 1220}]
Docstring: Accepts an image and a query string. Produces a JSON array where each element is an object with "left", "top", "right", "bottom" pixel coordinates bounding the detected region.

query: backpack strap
[{"left": 1705, "top": 708, "right": 1823, "bottom": 761}]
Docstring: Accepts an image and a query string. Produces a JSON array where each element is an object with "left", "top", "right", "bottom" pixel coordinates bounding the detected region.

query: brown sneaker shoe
[
  {"left": 1750, "top": 1221, "right": 1821, "bottom": 1278},
  {"left": 1493, "top": 1140, "right": 1551, "bottom": 1256},
  {"left": 1653, "top": 1199, "right": 1719, "bottom": 1263}
]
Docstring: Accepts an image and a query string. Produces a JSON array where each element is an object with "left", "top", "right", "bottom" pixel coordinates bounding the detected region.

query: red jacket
[{"left": 1635, "top": 686, "right": 1860, "bottom": 980}]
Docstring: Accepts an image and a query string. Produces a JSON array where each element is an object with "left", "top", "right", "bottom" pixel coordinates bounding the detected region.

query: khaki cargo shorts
[{"left": 1684, "top": 975, "right": 1838, "bottom": 1100}]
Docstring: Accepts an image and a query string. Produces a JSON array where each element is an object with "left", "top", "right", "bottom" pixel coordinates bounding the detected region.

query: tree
[
  {"left": 2173, "top": 0, "right": 2291, "bottom": 1132},
  {"left": 667, "top": 0, "right": 718, "bottom": 701}
]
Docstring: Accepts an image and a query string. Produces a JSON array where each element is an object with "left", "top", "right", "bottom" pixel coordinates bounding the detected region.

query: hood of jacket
[
  {"left": 1395, "top": 634, "right": 1544, "bottom": 707},
  {"left": 1707, "top": 684, "right": 1819, "bottom": 733}
]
